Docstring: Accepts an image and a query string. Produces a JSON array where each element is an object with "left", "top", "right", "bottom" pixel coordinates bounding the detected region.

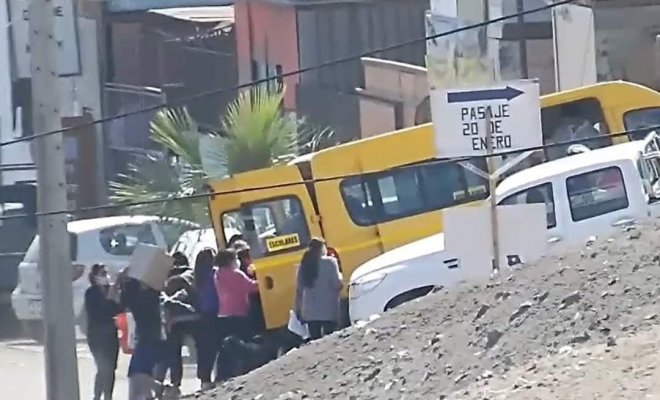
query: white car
[
  {"left": 171, "top": 228, "right": 218, "bottom": 265},
  {"left": 11, "top": 215, "right": 198, "bottom": 341},
  {"left": 349, "top": 133, "right": 660, "bottom": 323}
]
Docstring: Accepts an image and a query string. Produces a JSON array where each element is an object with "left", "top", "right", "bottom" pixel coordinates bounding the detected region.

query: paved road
[{"left": 0, "top": 337, "right": 199, "bottom": 399}]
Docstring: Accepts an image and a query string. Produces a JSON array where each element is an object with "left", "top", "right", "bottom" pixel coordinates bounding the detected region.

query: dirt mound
[
  {"left": 201, "top": 223, "right": 660, "bottom": 400},
  {"left": 451, "top": 325, "right": 660, "bottom": 399}
]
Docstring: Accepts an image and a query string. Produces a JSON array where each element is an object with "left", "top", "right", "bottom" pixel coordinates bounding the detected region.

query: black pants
[
  {"left": 307, "top": 321, "right": 335, "bottom": 341},
  {"left": 88, "top": 334, "right": 119, "bottom": 400},
  {"left": 215, "top": 316, "right": 249, "bottom": 381},
  {"left": 196, "top": 314, "right": 219, "bottom": 383},
  {"left": 154, "top": 321, "right": 194, "bottom": 386}
]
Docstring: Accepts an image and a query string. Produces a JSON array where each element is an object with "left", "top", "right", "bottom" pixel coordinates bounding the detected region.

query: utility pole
[{"left": 28, "top": 0, "right": 81, "bottom": 398}]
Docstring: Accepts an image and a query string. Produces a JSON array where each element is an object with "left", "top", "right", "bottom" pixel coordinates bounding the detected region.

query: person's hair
[
  {"left": 215, "top": 249, "right": 238, "bottom": 269},
  {"left": 172, "top": 251, "right": 189, "bottom": 267},
  {"left": 193, "top": 248, "right": 215, "bottom": 289},
  {"left": 228, "top": 234, "right": 244, "bottom": 246},
  {"left": 164, "top": 275, "right": 188, "bottom": 296},
  {"left": 232, "top": 240, "right": 249, "bottom": 251},
  {"left": 88, "top": 263, "right": 106, "bottom": 286},
  {"left": 299, "top": 238, "right": 326, "bottom": 288}
]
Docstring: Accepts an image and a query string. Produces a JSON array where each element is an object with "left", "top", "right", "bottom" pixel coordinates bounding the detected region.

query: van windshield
[{"left": 221, "top": 196, "right": 310, "bottom": 258}]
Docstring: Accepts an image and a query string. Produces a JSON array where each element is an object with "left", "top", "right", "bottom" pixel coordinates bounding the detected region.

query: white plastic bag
[
  {"left": 126, "top": 312, "right": 138, "bottom": 350},
  {"left": 287, "top": 310, "right": 309, "bottom": 339}
]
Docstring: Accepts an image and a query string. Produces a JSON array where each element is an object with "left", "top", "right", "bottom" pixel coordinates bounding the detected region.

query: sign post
[{"left": 431, "top": 79, "right": 543, "bottom": 271}]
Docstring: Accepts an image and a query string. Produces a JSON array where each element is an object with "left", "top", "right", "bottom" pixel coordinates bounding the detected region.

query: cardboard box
[{"left": 127, "top": 243, "right": 173, "bottom": 291}]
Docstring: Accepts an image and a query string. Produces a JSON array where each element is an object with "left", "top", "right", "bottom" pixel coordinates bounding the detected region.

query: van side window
[
  {"left": 542, "top": 98, "right": 611, "bottom": 161},
  {"left": 377, "top": 170, "right": 424, "bottom": 217},
  {"left": 340, "top": 159, "right": 489, "bottom": 226},
  {"left": 498, "top": 183, "right": 557, "bottom": 228},
  {"left": 624, "top": 108, "right": 660, "bottom": 140},
  {"left": 99, "top": 224, "right": 157, "bottom": 256},
  {"left": 566, "top": 166, "right": 628, "bottom": 222},
  {"left": 221, "top": 197, "right": 310, "bottom": 258}
]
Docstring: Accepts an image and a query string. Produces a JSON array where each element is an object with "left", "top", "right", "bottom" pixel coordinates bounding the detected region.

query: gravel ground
[{"left": 199, "top": 222, "right": 660, "bottom": 400}]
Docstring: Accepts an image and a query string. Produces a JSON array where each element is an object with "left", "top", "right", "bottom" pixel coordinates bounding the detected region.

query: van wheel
[
  {"left": 22, "top": 320, "right": 44, "bottom": 343},
  {"left": 384, "top": 286, "right": 435, "bottom": 312}
]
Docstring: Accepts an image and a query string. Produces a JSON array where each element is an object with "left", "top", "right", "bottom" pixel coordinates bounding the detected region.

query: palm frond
[
  {"left": 199, "top": 134, "right": 230, "bottom": 179},
  {"left": 149, "top": 107, "right": 202, "bottom": 167},
  {"left": 220, "top": 84, "right": 298, "bottom": 174},
  {"left": 109, "top": 155, "right": 209, "bottom": 225}
]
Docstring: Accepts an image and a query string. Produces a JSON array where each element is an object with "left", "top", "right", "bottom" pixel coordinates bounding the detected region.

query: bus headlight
[{"left": 349, "top": 273, "right": 386, "bottom": 300}]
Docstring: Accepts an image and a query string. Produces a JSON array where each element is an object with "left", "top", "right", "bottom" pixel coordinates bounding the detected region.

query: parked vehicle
[
  {"left": 11, "top": 215, "right": 197, "bottom": 341},
  {"left": 348, "top": 133, "right": 660, "bottom": 323},
  {"left": 0, "top": 183, "right": 36, "bottom": 305},
  {"left": 207, "top": 81, "right": 660, "bottom": 332},
  {"left": 170, "top": 228, "right": 218, "bottom": 264}
]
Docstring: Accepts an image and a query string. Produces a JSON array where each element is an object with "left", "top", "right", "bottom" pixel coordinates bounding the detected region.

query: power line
[
  {"left": 1, "top": 125, "right": 655, "bottom": 222},
  {"left": 0, "top": 0, "right": 576, "bottom": 149}
]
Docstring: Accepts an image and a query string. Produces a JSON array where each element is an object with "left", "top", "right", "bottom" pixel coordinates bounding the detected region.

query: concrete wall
[
  {"left": 594, "top": 4, "right": 660, "bottom": 89},
  {"left": 356, "top": 58, "right": 429, "bottom": 138}
]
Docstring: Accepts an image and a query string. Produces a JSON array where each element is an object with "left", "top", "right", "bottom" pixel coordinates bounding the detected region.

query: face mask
[{"left": 95, "top": 276, "right": 110, "bottom": 286}]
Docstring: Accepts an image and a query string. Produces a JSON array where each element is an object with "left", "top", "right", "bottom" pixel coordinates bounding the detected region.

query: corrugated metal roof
[{"left": 148, "top": 6, "right": 234, "bottom": 23}]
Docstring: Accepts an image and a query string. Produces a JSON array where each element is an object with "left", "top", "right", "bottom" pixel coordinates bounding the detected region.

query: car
[
  {"left": 170, "top": 228, "right": 218, "bottom": 266},
  {"left": 348, "top": 133, "right": 660, "bottom": 323},
  {"left": 11, "top": 215, "right": 198, "bottom": 341}
]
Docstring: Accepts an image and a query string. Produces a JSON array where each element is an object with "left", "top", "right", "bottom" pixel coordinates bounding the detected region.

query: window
[
  {"left": 498, "top": 183, "right": 556, "bottom": 228},
  {"left": 158, "top": 221, "right": 196, "bottom": 251},
  {"left": 638, "top": 154, "right": 660, "bottom": 201},
  {"left": 541, "top": 98, "right": 612, "bottom": 161},
  {"left": 340, "top": 158, "right": 489, "bottom": 226},
  {"left": 221, "top": 197, "right": 310, "bottom": 258},
  {"left": 98, "top": 224, "right": 157, "bottom": 256},
  {"left": 566, "top": 167, "right": 629, "bottom": 222},
  {"left": 624, "top": 108, "right": 660, "bottom": 141},
  {"left": 25, "top": 233, "right": 78, "bottom": 262},
  {"left": 377, "top": 170, "right": 424, "bottom": 217}
]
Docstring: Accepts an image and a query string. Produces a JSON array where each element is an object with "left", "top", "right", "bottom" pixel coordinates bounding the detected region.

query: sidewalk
[{"left": 0, "top": 339, "right": 199, "bottom": 400}]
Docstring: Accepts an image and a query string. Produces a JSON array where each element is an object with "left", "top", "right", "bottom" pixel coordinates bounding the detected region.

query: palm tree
[{"left": 109, "top": 84, "right": 337, "bottom": 225}]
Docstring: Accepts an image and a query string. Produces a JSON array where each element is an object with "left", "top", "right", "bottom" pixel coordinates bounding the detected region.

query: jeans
[
  {"left": 128, "top": 339, "right": 162, "bottom": 377},
  {"left": 88, "top": 335, "right": 119, "bottom": 400},
  {"left": 307, "top": 321, "right": 335, "bottom": 341}
]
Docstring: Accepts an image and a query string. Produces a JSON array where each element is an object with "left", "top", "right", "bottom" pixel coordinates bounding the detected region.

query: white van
[
  {"left": 11, "top": 215, "right": 197, "bottom": 340},
  {"left": 170, "top": 228, "right": 218, "bottom": 266},
  {"left": 349, "top": 133, "right": 660, "bottom": 323}
]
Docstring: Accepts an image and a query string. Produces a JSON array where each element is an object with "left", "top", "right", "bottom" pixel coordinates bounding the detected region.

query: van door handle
[
  {"left": 612, "top": 218, "right": 636, "bottom": 227},
  {"left": 548, "top": 236, "right": 562, "bottom": 243}
]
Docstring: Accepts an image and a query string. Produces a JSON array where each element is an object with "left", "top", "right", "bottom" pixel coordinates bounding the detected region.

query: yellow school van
[{"left": 207, "top": 80, "right": 660, "bottom": 332}]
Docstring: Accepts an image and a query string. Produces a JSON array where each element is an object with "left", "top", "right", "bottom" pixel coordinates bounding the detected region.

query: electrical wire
[
  {"left": 2, "top": 124, "right": 656, "bottom": 222},
  {"left": 0, "top": 0, "right": 576, "bottom": 148}
]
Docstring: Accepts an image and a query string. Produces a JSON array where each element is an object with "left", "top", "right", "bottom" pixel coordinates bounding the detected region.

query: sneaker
[{"left": 200, "top": 381, "right": 215, "bottom": 392}]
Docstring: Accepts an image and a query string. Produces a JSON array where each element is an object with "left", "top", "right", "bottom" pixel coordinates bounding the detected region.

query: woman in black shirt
[{"left": 84, "top": 264, "right": 122, "bottom": 400}]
